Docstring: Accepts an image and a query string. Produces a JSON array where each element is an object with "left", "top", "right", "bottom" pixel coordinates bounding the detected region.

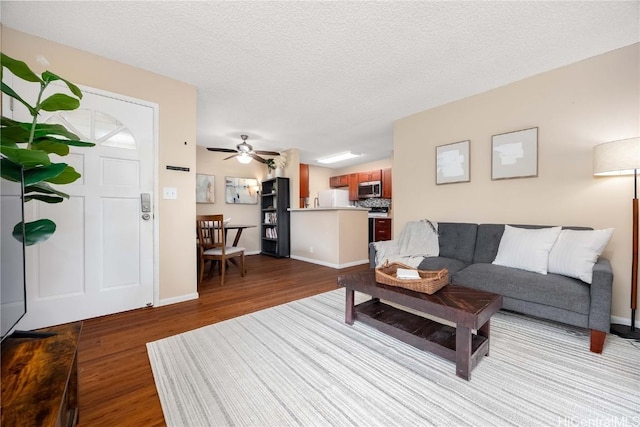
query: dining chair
[{"left": 196, "top": 214, "right": 246, "bottom": 286}]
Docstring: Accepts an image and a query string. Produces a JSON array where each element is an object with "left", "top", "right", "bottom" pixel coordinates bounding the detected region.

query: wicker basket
[{"left": 375, "top": 261, "right": 449, "bottom": 294}]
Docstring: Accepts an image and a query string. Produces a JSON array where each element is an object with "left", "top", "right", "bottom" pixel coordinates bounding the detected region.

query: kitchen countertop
[{"left": 288, "top": 207, "right": 370, "bottom": 212}]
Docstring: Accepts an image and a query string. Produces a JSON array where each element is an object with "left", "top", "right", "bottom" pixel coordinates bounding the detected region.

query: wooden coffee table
[{"left": 337, "top": 270, "right": 502, "bottom": 380}]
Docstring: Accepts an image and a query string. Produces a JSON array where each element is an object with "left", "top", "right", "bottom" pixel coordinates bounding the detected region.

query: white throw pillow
[
  {"left": 493, "top": 225, "right": 562, "bottom": 274},
  {"left": 548, "top": 228, "right": 614, "bottom": 284}
]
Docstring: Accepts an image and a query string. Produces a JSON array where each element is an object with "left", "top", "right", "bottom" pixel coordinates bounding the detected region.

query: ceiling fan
[{"left": 207, "top": 135, "right": 279, "bottom": 164}]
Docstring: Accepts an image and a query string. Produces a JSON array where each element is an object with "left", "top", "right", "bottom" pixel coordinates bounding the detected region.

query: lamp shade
[
  {"left": 237, "top": 153, "right": 252, "bottom": 164},
  {"left": 593, "top": 137, "right": 640, "bottom": 176}
]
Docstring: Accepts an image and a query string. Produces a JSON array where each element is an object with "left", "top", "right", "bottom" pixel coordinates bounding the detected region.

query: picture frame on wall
[
  {"left": 195, "top": 174, "right": 215, "bottom": 203},
  {"left": 225, "top": 177, "right": 259, "bottom": 204},
  {"left": 491, "top": 127, "right": 538, "bottom": 180},
  {"left": 436, "top": 140, "right": 470, "bottom": 185}
]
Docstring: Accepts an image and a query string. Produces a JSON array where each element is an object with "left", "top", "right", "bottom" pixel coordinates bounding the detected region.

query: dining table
[
  {"left": 221, "top": 224, "right": 257, "bottom": 247},
  {"left": 197, "top": 223, "right": 257, "bottom": 247}
]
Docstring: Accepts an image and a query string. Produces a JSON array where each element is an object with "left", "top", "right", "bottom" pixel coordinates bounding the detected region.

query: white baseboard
[
  {"left": 610, "top": 314, "right": 640, "bottom": 329},
  {"left": 157, "top": 292, "right": 199, "bottom": 307},
  {"left": 290, "top": 255, "right": 369, "bottom": 269}
]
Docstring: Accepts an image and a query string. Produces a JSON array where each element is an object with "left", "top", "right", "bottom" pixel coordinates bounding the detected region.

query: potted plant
[
  {"left": 265, "top": 158, "right": 276, "bottom": 178},
  {"left": 1, "top": 52, "right": 94, "bottom": 245},
  {"left": 273, "top": 152, "right": 287, "bottom": 177}
]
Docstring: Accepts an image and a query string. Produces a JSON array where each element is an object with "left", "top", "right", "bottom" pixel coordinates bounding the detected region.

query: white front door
[{"left": 10, "top": 81, "right": 156, "bottom": 330}]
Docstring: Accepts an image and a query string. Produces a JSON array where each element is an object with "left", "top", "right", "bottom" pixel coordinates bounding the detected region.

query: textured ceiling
[{"left": 2, "top": 1, "right": 639, "bottom": 168}]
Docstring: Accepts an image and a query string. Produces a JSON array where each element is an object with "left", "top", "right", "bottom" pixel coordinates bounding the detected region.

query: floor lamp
[{"left": 593, "top": 137, "right": 640, "bottom": 339}]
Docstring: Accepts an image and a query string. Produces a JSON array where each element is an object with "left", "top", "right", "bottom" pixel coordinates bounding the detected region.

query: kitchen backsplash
[{"left": 357, "top": 198, "right": 391, "bottom": 208}]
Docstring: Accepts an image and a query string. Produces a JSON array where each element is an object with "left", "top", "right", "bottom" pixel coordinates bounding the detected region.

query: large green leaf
[
  {"left": 1, "top": 81, "right": 39, "bottom": 116},
  {"left": 44, "top": 164, "right": 80, "bottom": 184},
  {"left": 24, "top": 182, "right": 69, "bottom": 199},
  {"left": 0, "top": 140, "right": 19, "bottom": 149},
  {"left": 13, "top": 219, "right": 56, "bottom": 246},
  {"left": 24, "top": 194, "right": 64, "bottom": 203},
  {"left": 1, "top": 123, "right": 32, "bottom": 144},
  {"left": 34, "top": 137, "right": 94, "bottom": 149},
  {"left": 32, "top": 122, "right": 81, "bottom": 140},
  {"left": 0, "top": 158, "right": 23, "bottom": 182},
  {"left": 23, "top": 163, "right": 67, "bottom": 185},
  {"left": 31, "top": 139, "right": 70, "bottom": 156},
  {"left": 1, "top": 53, "right": 42, "bottom": 83},
  {"left": 42, "top": 71, "right": 83, "bottom": 99},
  {"left": 54, "top": 139, "right": 94, "bottom": 147},
  {"left": 0, "top": 146, "right": 51, "bottom": 167},
  {"left": 39, "top": 93, "right": 80, "bottom": 112}
]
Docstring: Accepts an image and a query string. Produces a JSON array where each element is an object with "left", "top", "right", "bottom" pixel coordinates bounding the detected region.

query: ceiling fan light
[
  {"left": 237, "top": 153, "right": 252, "bottom": 164},
  {"left": 317, "top": 151, "right": 361, "bottom": 164}
]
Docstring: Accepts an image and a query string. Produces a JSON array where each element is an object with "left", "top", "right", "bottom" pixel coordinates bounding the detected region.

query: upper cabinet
[
  {"left": 358, "top": 170, "right": 381, "bottom": 183},
  {"left": 329, "top": 174, "right": 350, "bottom": 188},
  {"left": 348, "top": 173, "right": 359, "bottom": 201},
  {"left": 382, "top": 168, "right": 392, "bottom": 199},
  {"left": 299, "top": 163, "right": 309, "bottom": 208},
  {"left": 329, "top": 168, "right": 391, "bottom": 200}
]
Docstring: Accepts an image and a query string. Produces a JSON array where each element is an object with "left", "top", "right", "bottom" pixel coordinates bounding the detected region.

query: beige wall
[
  {"left": 196, "top": 146, "right": 299, "bottom": 252},
  {"left": 290, "top": 209, "right": 368, "bottom": 267},
  {"left": 195, "top": 145, "right": 265, "bottom": 253},
  {"left": 2, "top": 27, "right": 198, "bottom": 303},
  {"left": 394, "top": 43, "right": 640, "bottom": 322},
  {"left": 336, "top": 158, "right": 393, "bottom": 176}
]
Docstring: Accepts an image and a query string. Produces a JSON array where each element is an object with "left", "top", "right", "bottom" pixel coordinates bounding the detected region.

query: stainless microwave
[{"left": 358, "top": 181, "right": 381, "bottom": 199}]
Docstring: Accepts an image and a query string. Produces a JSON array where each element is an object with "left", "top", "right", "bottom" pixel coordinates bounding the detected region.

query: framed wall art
[
  {"left": 491, "top": 127, "right": 538, "bottom": 180},
  {"left": 195, "top": 174, "right": 215, "bottom": 203},
  {"left": 225, "top": 177, "right": 259, "bottom": 204},
  {"left": 436, "top": 140, "right": 470, "bottom": 185}
]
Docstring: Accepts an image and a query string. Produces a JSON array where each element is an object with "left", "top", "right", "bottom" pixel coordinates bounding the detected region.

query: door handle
[
  {"left": 142, "top": 213, "right": 151, "bottom": 221},
  {"left": 140, "top": 193, "right": 151, "bottom": 212}
]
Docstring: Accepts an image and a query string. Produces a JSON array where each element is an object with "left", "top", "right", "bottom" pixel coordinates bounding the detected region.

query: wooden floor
[{"left": 77, "top": 255, "right": 369, "bottom": 426}]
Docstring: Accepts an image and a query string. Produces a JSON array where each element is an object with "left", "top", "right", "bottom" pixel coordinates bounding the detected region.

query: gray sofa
[{"left": 369, "top": 222, "right": 613, "bottom": 353}]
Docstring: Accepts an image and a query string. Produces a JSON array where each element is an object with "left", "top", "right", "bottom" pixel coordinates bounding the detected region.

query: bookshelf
[{"left": 261, "top": 177, "right": 290, "bottom": 258}]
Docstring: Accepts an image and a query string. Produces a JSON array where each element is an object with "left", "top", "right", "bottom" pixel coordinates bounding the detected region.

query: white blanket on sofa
[{"left": 373, "top": 220, "right": 439, "bottom": 267}]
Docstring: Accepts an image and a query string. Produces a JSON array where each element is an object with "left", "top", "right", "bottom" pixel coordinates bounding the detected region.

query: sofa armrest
[{"left": 588, "top": 257, "right": 613, "bottom": 332}]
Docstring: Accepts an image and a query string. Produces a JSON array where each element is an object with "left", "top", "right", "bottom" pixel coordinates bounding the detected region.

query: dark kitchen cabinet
[
  {"left": 381, "top": 168, "right": 392, "bottom": 199},
  {"left": 359, "top": 170, "right": 381, "bottom": 183},
  {"left": 299, "top": 163, "right": 309, "bottom": 207},
  {"left": 374, "top": 218, "right": 392, "bottom": 242},
  {"left": 329, "top": 174, "right": 350, "bottom": 188},
  {"left": 348, "top": 173, "right": 359, "bottom": 201}
]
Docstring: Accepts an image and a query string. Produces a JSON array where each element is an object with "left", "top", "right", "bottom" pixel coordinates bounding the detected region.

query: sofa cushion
[
  {"left": 548, "top": 228, "right": 614, "bottom": 284},
  {"left": 417, "top": 256, "right": 468, "bottom": 275},
  {"left": 473, "top": 224, "right": 507, "bottom": 264},
  {"left": 451, "top": 263, "right": 591, "bottom": 314},
  {"left": 492, "top": 225, "right": 562, "bottom": 274},
  {"left": 473, "top": 224, "right": 592, "bottom": 264},
  {"left": 437, "top": 222, "right": 477, "bottom": 264}
]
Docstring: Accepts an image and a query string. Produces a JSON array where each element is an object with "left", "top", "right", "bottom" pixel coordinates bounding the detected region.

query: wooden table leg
[
  {"left": 478, "top": 319, "right": 490, "bottom": 356},
  {"left": 232, "top": 229, "right": 243, "bottom": 247},
  {"left": 345, "top": 288, "right": 355, "bottom": 325},
  {"left": 456, "top": 325, "right": 472, "bottom": 380}
]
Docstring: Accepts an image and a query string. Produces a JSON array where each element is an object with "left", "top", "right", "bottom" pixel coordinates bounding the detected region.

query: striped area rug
[{"left": 147, "top": 289, "right": 640, "bottom": 427}]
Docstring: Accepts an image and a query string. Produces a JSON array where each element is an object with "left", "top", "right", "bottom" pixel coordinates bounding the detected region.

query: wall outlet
[
  {"left": 309, "top": 246, "right": 314, "bottom": 253},
  {"left": 163, "top": 187, "right": 178, "bottom": 200}
]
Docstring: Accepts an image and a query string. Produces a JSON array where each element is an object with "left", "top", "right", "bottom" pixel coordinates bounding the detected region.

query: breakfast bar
[{"left": 289, "top": 207, "right": 369, "bottom": 268}]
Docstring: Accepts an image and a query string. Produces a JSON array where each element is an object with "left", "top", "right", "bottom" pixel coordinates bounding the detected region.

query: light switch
[{"left": 163, "top": 187, "right": 178, "bottom": 200}]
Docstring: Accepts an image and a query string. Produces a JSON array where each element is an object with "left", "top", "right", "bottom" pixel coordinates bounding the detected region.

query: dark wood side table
[
  {"left": 1, "top": 322, "right": 82, "bottom": 426},
  {"left": 338, "top": 270, "right": 502, "bottom": 380}
]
